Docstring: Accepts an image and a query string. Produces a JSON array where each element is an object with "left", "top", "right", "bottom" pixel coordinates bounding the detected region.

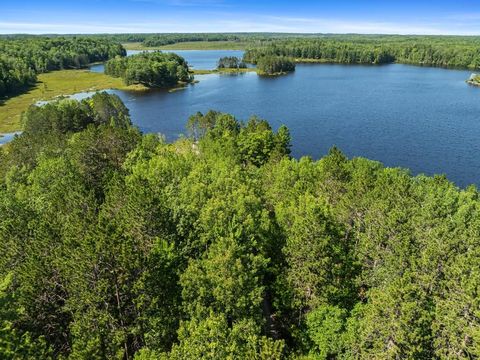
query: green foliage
[
  {"left": 256, "top": 55, "right": 296, "bottom": 75},
  {"left": 217, "top": 56, "right": 247, "bottom": 69},
  {"left": 0, "top": 273, "right": 53, "bottom": 359},
  {"left": 105, "top": 51, "right": 192, "bottom": 87},
  {"left": 343, "top": 277, "right": 435, "bottom": 359},
  {"left": 0, "top": 36, "right": 125, "bottom": 97},
  {"left": 244, "top": 35, "right": 480, "bottom": 69},
  {"left": 281, "top": 193, "right": 356, "bottom": 310},
  {"left": 188, "top": 111, "right": 291, "bottom": 166},
  {"left": 306, "top": 305, "right": 347, "bottom": 360},
  {"left": 1, "top": 94, "right": 480, "bottom": 359},
  {"left": 140, "top": 33, "right": 244, "bottom": 47},
  {"left": 0, "top": 56, "right": 36, "bottom": 97},
  {"left": 166, "top": 314, "right": 284, "bottom": 359},
  {"left": 5, "top": 92, "right": 132, "bottom": 173}
]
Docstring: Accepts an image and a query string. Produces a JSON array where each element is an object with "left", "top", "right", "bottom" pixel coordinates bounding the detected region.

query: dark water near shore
[{"left": 77, "top": 51, "right": 480, "bottom": 187}]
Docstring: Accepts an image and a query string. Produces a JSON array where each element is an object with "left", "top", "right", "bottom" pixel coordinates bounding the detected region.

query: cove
[{"left": 85, "top": 51, "right": 480, "bottom": 187}]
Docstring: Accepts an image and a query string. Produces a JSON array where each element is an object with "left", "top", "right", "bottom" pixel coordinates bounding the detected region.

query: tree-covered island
[
  {"left": 217, "top": 56, "right": 247, "bottom": 69},
  {"left": 255, "top": 55, "right": 296, "bottom": 75},
  {"left": 105, "top": 51, "right": 193, "bottom": 87}
]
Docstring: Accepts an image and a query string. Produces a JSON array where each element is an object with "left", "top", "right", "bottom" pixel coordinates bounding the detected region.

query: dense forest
[
  {"left": 86, "top": 33, "right": 480, "bottom": 70},
  {"left": 243, "top": 36, "right": 480, "bottom": 69},
  {"left": 87, "top": 33, "right": 480, "bottom": 68},
  {"left": 0, "top": 37, "right": 125, "bottom": 97},
  {"left": 2, "top": 33, "right": 480, "bottom": 99},
  {"left": 78, "top": 33, "right": 304, "bottom": 46},
  {"left": 1, "top": 93, "right": 479, "bottom": 359},
  {"left": 217, "top": 56, "right": 247, "bottom": 69},
  {"left": 142, "top": 34, "right": 242, "bottom": 47},
  {"left": 256, "top": 55, "right": 296, "bottom": 75},
  {"left": 105, "top": 51, "right": 192, "bottom": 87}
]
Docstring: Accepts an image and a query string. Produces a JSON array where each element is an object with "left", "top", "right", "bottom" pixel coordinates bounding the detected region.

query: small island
[
  {"left": 189, "top": 56, "right": 255, "bottom": 75},
  {"left": 105, "top": 51, "right": 193, "bottom": 88},
  {"left": 217, "top": 56, "right": 247, "bottom": 70},
  {"left": 467, "top": 73, "right": 480, "bottom": 86},
  {"left": 255, "top": 55, "right": 296, "bottom": 76}
]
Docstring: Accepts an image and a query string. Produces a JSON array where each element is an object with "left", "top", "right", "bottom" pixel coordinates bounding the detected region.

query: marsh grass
[{"left": 0, "top": 70, "right": 145, "bottom": 133}]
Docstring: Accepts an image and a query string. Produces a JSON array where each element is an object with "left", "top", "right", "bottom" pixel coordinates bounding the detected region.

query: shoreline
[
  {"left": 0, "top": 70, "right": 148, "bottom": 133},
  {"left": 123, "top": 41, "right": 248, "bottom": 51},
  {"left": 191, "top": 68, "right": 256, "bottom": 75},
  {"left": 0, "top": 131, "right": 22, "bottom": 146},
  {"left": 3, "top": 50, "right": 478, "bottom": 134}
]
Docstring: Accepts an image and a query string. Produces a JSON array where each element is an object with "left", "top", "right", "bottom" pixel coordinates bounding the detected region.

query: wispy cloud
[
  {"left": 257, "top": 15, "right": 477, "bottom": 35},
  {"left": 1, "top": 13, "right": 480, "bottom": 35},
  {"left": 0, "top": 22, "right": 167, "bottom": 34},
  {"left": 2, "top": 0, "right": 480, "bottom": 35}
]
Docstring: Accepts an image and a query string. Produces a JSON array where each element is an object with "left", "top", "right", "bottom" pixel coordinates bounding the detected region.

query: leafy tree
[
  {"left": 2, "top": 93, "right": 480, "bottom": 359},
  {"left": 0, "top": 36, "right": 125, "bottom": 97},
  {"left": 105, "top": 51, "right": 192, "bottom": 87},
  {"left": 256, "top": 56, "right": 295, "bottom": 75},
  {"left": 217, "top": 56, "right": 247, "bottom": 69}
]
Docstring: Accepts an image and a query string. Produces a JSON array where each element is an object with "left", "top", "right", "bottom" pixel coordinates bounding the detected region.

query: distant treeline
[
  {"left": 94, "top": 33, "right": 480, "bottom": 70},
  {"left": 0, "top": 37, "right": 125, "bottom": 97},
  {"left": 83, "top": 32, "right": 314, "bottom": 46},
  {"left": 243, "top": 36, "right": 480, "bottom": 69},
  {"left": 143, "top": 34, "right": 242, "bottom": 47},
  {"left": 88, "top": 33, "right": 480, "bottom": 71},
  {"left": 105, "top": 51, "right": 192, "bottom": 87}
]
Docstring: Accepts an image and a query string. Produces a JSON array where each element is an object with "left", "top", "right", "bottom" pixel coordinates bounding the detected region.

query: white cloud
[
  {"left": 445, "top": 12, "right": 480, "bottom": 21},
  {"left": 0, "top": 22, "right": 142, "bottom": 33},
  {"left": 1, "top": 14, "right": 480, "bottom": 35}
]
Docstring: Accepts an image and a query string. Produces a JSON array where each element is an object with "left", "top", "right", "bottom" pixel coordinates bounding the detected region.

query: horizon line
[{"left": 2, "top": 31, "right": 480, "bottom": 36}]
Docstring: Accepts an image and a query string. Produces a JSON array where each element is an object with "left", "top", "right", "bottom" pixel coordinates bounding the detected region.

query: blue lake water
[
  {"left": 54, "top": 50, "right": 480, "bottom": 187},
  {"left": 89, "top": 49, "right": 246, "bottom": 73},
  {"left": 0, "top": 131, "right": 22, "bottom": 146}
]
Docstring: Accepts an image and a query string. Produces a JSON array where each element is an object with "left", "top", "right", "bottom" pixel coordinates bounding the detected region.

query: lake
[
  {"left": 62, "top": 50, "right": 480, "bottom": 187},
  {"left": 89, "top": 49, "right": 247, "bottom": 73}
]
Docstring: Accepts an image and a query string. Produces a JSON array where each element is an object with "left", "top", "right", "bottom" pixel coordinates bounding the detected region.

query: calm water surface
[
  {"left": 84, "top": 50, "right": 480, "bottom": 187},
  {"left": 0, "top": 131, "right": 22, "bottom": 146},
  {"left": 89, "top": 49, "right": 246, "bottom": 73}
]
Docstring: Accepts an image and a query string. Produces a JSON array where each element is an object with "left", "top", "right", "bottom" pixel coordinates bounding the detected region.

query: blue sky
[{"left": 2, "top": 0, "right": 480, "bottom": 35}]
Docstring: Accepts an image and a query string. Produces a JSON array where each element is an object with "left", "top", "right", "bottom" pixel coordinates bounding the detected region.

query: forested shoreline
[
  {"left": 1, "top": 93, "right": 479, "bottom": 359},
  {"left": 89, "top": 32, "right": 480, "bottom": 70},
  {"left": 5, "top": 33, "right": 480, "bottom": 71},
  {"left": 0, "top": 37, "right": 125, "bottom": 97},
  {"left": 243, "top": 36, "right": 480, "bottom": 69},
  {"left": 1, "top": 33, "right": 480, "bottom": 359},
  {"left": 2, "top": 33, "right": 480, "bottom": 101}
]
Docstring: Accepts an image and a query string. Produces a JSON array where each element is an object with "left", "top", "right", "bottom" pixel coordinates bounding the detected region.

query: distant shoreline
[{"left": 123, "top": 41, "right": 248, "bottom": 51}]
